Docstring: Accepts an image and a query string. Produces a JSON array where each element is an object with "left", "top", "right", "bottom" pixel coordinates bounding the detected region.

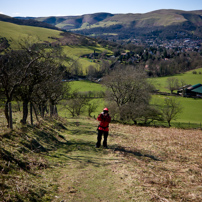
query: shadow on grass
[{"left": 111, "top": 145, "right": 162, "bottom": 161}]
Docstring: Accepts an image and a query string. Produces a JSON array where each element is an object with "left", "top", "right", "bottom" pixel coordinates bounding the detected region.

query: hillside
[
  {"left": 0, "top": 14, "right": 59, "bottom": 30},
  {"left": 1, "top": 116, "right": 202, "bottom": 201},
  {"left": 0, "top": 20, "right": 103, "bottom": 50},
  {"left": 30, "top": 9, "right": 202, "bottom": 40},
  {"left": 0, "top": 21, "right": 63, "bottom": 46},
  {"left": 36, "top": 12, "right": 114, "bottom": 30},
  {"left": 0, "top": 19, "right": 113, "bottom": 75}
]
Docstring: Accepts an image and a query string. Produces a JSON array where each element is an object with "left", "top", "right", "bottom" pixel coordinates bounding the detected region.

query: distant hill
[
  {"left": 35, "top": 12, "right": 114, "bottom": 30},
  {"left": 0, "top": 14, "right": 59, "bottom": 30},
  {"left": 27, "top": 9, "right": 202, "bottom": 40},
  {"left": 0, "top": 19, "right": 98, "bottom": 48}
]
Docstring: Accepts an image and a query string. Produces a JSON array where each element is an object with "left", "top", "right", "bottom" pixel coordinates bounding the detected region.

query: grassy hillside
[
  {"left": 36, "top": 9, "right": 201, "bottom": 30},
  {"left": 0, "top": 20, "right": 112, "bottom": 72},
  {"left": 33, "top": 9, "right": 202, "bottom": 40},
  {"left": 62, "top": 45, "right": 112, "bottom": 71},
  {"left": 0, "top": 21, "right": 63, "bottom": 48},
  {"left": 1, "top": 116, "right": 202, "bottom": 201},
  {"left": 36, "top": 13, "right": 114, "bottom": 30}
]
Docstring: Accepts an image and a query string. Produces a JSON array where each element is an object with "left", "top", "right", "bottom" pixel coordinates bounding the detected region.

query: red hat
[{"left": 103, "top": 108, "right": 109, "bottom": 111}]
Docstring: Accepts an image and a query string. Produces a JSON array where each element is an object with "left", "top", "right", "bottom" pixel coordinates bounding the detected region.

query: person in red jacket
[{"left": 96, "top": 108, "right": 111, "bottom": 148}]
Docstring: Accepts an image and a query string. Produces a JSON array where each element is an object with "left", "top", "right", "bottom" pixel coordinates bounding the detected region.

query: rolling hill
[
  {"left": 0, "top": 13, "right": 59, "bottom": 30},
  {"left": 28, "top": 9, "right": 202, "bottom": 41},
  {"left": 0, "top": 19, "right": 112, "bottom": 73}
]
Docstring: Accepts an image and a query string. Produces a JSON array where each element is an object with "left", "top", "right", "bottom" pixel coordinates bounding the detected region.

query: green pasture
[
  {"left": 62, "top": 45, "right": 111, "bottom": 57},
  {"left": 152, "top": 95, "right": 202, "bottom": 124},
  {"left": 151, "top": 67, "right": 202, "bottom": 92},
  {"left": 63, "top": 80, "right": 106, "bottom": 116},
  {"left": 62, "top": 45, "right": 112, "bottom": 72},
  {"left": 0, "top": 21, "right": 63, "bottom": 48},
  {"left": 66, "top": 80, "right": 202, "bottom": 125},
  {"left": 69, "top": 80, "right": 105, "bottom": 92}
]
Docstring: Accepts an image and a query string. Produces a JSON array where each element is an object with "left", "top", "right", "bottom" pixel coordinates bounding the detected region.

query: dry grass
[
  {"left": 1, "top": 116, "right": 202, "bottom": 201},
  {"left": 109, "top": 124, "right": 202, "bottom": 201}
]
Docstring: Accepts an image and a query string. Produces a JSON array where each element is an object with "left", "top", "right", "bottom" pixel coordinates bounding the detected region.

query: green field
[
  {"left": 67, "top": 80, "right": 202, "bottom": 125},
  {"left": 151, "top": 67, "right": 202, "bottom": 93},
  {"left": 0, "top": 21, "right": 63, "bottom": 48},
  {"left": 62, "top": 45, "right": 112, "bottom": 72},
  {"left": 152, "top": 95, "right": 202, "bottom": 124},
  {"left": 59, "top": 80, "right": 106, "bottom": 118},
  {"left": 69, "top": 80, "right": 105, "bottom": 92}
]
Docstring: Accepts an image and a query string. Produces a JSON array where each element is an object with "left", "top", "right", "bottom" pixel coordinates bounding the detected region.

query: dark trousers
[{"left": 96, "top": 130, "right": 108, "bottom": 148}]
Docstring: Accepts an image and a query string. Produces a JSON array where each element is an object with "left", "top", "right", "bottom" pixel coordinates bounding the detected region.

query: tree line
[
  {"left": 0, "top": 37, "right": 104, "bottom": 128},
  {"left": 0, "top": 37, "right": 70, "bottom": 128}
]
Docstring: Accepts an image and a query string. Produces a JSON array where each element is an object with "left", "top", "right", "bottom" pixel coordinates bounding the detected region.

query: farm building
[{"left": 178, "top": 83, "right": 202, "bottom": 97}]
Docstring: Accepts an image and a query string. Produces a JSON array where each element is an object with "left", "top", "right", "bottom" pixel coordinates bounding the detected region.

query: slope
[
  {"left": 36, "top": 12, "right": 114, "bottom": 30},
  {"left": 0, "top": 14, "right": 59, "bottom": 30},
  {"left": 0, "top": 20, "right": 63, "bottom": 48},
  {"left": 1, "top": 116, "right": 202, "bottom": 201},
  {"left": 32, "top": 9, "right": 202, "bottom": 39}
]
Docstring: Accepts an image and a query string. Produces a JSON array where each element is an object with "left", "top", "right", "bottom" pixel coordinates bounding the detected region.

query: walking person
[{"left": 96, "top": 108, "right": 111, "bottom": 148}]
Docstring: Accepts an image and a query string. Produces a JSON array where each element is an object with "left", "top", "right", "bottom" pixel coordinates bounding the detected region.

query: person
[{"left": 96, "top": 108, "right": 111, "bottom": 148}]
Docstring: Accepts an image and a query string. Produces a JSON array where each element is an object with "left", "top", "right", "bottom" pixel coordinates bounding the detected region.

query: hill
[
  {"left": 1, "top": 116, "right": 202, "bottom": 201},
  {"left": 0, "top": 21, "right": 63, "bottom": 47},
  {"left": 0, "top": 19, "right": 104, "bottom": 50},
  {"left": 36, "top": 12, "right": 114, "bottom": 30},
  {"left": 0, "top": 14, "right": 59, "bottom": 30},
  {"left": 30, "top": 9, "right": 202, "bottom": 41},
  {"left": 0, "top": 19, "right": 113, "bottom": 75}
]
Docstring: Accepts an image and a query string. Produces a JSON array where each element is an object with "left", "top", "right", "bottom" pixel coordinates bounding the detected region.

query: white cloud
[{"left": 0, "top": 11, "right": 4, "bottom": 14}]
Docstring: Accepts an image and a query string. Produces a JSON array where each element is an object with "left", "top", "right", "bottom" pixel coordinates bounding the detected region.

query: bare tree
[
  {"left": 162, "top": 97, "right": 183, "bottom": 127},
  {"left": 103, "top": 65, "right": 155, "bottom": 123},
  {"left": 166, "top": 78, "right": 180, "bottom": 94},
  {"left": 62, "top": 90, "right": 90, "bottom": 117},
  {"left": 87, "top": 101, "right": 98, "bottom": 117}
]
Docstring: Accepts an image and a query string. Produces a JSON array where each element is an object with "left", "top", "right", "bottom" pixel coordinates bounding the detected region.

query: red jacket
[{"left": 97, "top": 113, "right": 111, "bottom": 131}]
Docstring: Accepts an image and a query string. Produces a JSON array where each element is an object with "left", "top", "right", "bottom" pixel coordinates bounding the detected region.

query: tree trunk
[
  {"left": 21, "top": 100, "right": 28, "bottom": 124},
  {"left": 40, "top": 104, "right": 44, "bottom": 118},
  {"left": 30, "top": 102, "right": 33, "bottom": 125},
  {"left": 8, "top": 102, "right": 13, "bottom": 129},
  {"left": 4, "top": 101, "right": 9, "bottom": 127},
  {"left": 33, "top": 103, "right": 39, "bottom": 122},
  {"left": 54, "top": 105, "right": 58, "bottom": 117},
  {"left": 50, "top": 104, "right": 54, "bottom": 117}
]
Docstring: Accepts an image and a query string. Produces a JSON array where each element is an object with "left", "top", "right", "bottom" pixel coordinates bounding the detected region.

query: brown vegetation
[{"left": 109, "top": 123, "right": 202, "bottom": 201}]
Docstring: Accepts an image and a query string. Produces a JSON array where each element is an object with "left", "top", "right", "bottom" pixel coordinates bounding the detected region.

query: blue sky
[{"left": 1, "top": 0, "right": 202, "bottom": 17}]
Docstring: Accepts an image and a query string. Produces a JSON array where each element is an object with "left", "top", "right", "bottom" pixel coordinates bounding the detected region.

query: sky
[{"left": 1, "top": 0, "right": 202, "bottom": 17}]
